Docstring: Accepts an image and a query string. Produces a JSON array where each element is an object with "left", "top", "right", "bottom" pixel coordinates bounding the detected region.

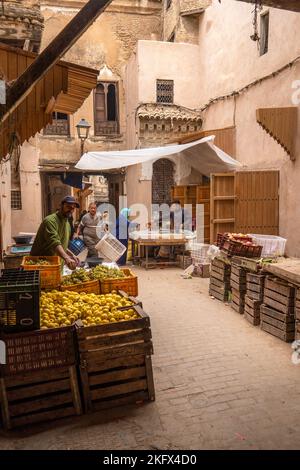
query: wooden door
[
  {"left": 210, "top": 173, "right": 235, "bottom": 243},
  {"left": 210, "top": 170, "right": 279, "bottom": 243},
  {"left": 235, "top": 170, "right": 279, "bottom": 235},
  {"left": 196, "top": 185, "right": 210, "bottom": 243}
]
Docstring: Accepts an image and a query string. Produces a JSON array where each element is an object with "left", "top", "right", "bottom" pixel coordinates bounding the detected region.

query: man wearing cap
[{"left": 31, "top": 196, "right": 80, "bottom": 270}]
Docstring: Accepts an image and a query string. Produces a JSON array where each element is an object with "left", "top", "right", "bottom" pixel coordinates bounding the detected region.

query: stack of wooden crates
[
  {"left": 209, "top": 258, "right": 231, "bottom": 302},
  {"left": 244, "top": 272, "right": 266, "bottom": 326},
  {"left": 230, "top": 264, "right": 247, "bottom": 314},
  {"left": 260, "top": 277, "right": 296, "bottom": 342}
]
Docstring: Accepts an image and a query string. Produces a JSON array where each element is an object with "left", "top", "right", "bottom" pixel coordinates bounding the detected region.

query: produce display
[
  {"left": 92, "top": 265, "right": 126, "bottom": 280},
  {"left": 61, "top": 265, "right": 126, "bottom": 286},
  {"left": 225, "top": 233, "right": 253, "bottom": 243},
  {"left": 40, "top": 291, "right": 137, "bottom": 328},
  {"left": 61, "top": 268, "right": 91, "bottom": 285},
  {"left": 24, "top": 258, "right": 52, "bottom": 266}
]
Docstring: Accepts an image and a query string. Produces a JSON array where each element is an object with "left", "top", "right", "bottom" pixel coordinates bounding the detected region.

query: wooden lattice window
[
  {"left": 11, "top": 190, "right": 22, "bottom": 210},
  {"left": 156, "top": 79, "right": 174, "bottom": 104},
  {"left": 44, "top": 112, "right": 69, "bottom": 136},
  {"left": 94, "top": 82, "right": 119, "bottom": 136},
  {"left": 152, "top": 159, "right": 175, "bottom": 205}
]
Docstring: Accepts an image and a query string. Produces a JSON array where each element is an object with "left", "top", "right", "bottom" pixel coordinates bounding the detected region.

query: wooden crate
[
  {"left": 264, "top": 277, "right": 296, "bottom": 299},
  {"left": 21, "top": 256, "right": 61, "bottom": 289},
  {"left": 0, "top": 365, "right": 82, "bottom": 429},
  {"left": 230, "top": 271, "right": 247, "bottom": 284},
  {"left": 61, "top": 279, "right": 100, "bottom": 295},
  {"left": 77, "top": 305, "right": 155, "bottom": 413},
  {"left": 296, "top": 321, "right": 300, "bottom": 340},
  {"left": 231, "top": 300, "right": 244, "bottom": 314},
  {"left": 230, "top": 256, "right": 260, "bottom": 273},
  {"left": 246, "top": 272, "right": 265, "bottom": 286},
  {"left": 260, "top": 304, "right": 295, "bottom": 342},
  {"left": 209, "top": 283, "right": 230, "bottom": 302},
  {"left": 99, "top": 268, "right": 138, "bottom": 297},
  {"left": 263, "top": 277, "right": 295, "bottom": 315},
  {"left": 231, "top": 279, "right": 246, "bottom": 293},
  {"left": 244, "top": 309, "right": 260, "bottom": 326},
  {"left": 244, "top": 295, "right": 262, "bottom": 326},
  {"left": 261, "top": 322, "right": 295, "bottom": 342},
  {"left": 245, "top": 295, "right": 262, "bottom": 312},
  {"left": 211, "top": 258, "right": 231, "bottom": 272},
  {"left": 231, "top": 289, "right": 245, "bottom": 303},
  {"left": 246, "top": 272, "right": 265, "bottom": 302},
  {"left": 231, "top": 264, "right": 247, "bottom": 278}
]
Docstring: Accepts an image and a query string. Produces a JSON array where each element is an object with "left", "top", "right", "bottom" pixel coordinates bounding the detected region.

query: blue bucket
[{"left": 68, "top": 238, "right": 86, "bottom": 256}]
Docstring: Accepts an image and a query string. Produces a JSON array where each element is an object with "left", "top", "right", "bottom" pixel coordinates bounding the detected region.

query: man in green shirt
[{"left": 31, "top": 196, "right": 80, "bottom": 270}]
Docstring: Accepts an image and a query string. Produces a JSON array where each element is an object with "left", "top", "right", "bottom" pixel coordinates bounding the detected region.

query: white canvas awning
[{"left": 75, "top": 135, "right": 242, "bottom": 175}]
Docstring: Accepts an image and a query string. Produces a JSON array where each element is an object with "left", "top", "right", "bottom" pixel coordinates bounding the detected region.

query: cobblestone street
[{"left": 1, "top": 267, "right": 300, "bottom": 450}]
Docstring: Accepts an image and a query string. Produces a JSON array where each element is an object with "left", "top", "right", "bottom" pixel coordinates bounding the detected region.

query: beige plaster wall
[
  {"left": 11, "top": 141, "right": 43, "bottom": 235},
  {"left": 136, "top": 40, "right": 201, "bottom": 108},
  {"left": 198, "top": 0, "right": 300, "bottom": 103},
  {"left": 198, "top": 0, "right": 300, "bottom": 255},
  {"left": 0, "top": 162, "right": 12, "bottom": 250},
  {"left": 125, "top": 50, "right": 139, "bottom": 151},
  {"left": 10, "top": 1, "right": 162, "bottom": 238}
]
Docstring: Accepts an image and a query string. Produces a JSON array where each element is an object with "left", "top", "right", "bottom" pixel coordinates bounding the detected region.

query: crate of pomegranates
[{"left": 221, "top": 233, "right": 262, "bottom": 258}]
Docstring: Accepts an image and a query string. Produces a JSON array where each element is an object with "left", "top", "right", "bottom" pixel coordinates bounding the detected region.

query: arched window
[
  {"left": 152, "top": 158, "right": 175, "bottom": 205},
  {"left": 94, "top": 82, "right": 119, "bottom": 135}
]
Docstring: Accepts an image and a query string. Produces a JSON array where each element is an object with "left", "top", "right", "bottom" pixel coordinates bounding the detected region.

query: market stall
[
  {"left": 208, "top": 231, "right": 300, "bottom": 343},
  {"left": 0, "top": 258, "right": 154, "bottom": 430},
  {"left": 130, "top": 230, "right": 194, "bottom": 270}
]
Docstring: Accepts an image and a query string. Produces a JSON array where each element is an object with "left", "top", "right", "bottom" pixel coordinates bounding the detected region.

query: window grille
[
  {"left": 94, "top": 82, "right": 119, "bottom": 136},
  {"left": 156, "top": 79, "right": 174, "bottom": 104},
  {"left": 11, "top": 190, "right": 22, "bottom": 210},
  {"left": 44, "top": 112, "right": 69, "bottom": 136}
]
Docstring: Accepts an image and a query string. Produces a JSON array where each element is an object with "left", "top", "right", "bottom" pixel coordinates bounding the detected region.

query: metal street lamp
[{"left": 76, "top": 118, "right": 91, "bottom": 155}]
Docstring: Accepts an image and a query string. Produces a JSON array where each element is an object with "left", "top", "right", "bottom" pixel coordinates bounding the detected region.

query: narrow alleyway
[{"left": 1, "top": 266, "right": 300, "bottom": 450}]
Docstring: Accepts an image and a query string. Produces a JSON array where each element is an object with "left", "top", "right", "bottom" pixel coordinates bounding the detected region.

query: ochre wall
[
  {"left": 11, "top": 0, "right": 162, "bottom": 238},
  {"left": 198, "top": 0, "right": 300, "bottom": 255}
]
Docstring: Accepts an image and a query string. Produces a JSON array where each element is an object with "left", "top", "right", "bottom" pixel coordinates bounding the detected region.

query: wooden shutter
[
  {"left": 235, "top": 170, "right": 279, "bottom": 235},
  {"left": 210, "top": 173, "right": 235, "bottom": 243},
  {"left": 196, "top": 185, "right": 210, "bottom": 243},
  {"left": 94, "top": 83, "right": 106, "bottom": 123}
]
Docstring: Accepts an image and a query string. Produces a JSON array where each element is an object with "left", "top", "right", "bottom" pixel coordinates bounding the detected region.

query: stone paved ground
[{"left": 1, "top": 266, "right": 300, "bottom": 450}]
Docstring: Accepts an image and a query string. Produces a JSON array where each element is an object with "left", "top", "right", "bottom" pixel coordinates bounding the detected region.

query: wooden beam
[{"left": 0, "top": 0, "right": 113, "bottom": 123}]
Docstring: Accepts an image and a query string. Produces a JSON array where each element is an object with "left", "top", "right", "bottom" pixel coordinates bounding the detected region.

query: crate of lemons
[{"left": 40, "top": 290, "right": 138, "bottom": 329}]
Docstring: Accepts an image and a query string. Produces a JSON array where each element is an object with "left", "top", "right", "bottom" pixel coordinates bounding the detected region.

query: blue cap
[{"left": 61, "top": 196, "right": 80, "bottom": 208}]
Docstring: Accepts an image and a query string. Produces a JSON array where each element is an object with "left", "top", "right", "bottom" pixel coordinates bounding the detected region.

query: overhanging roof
[
  {"left": 0, "top": 43, "right": 98, "bottom": 160},
  {"left": 75, "top": 135, "right": 242, "bottom": 176},
  {"left": 236, "top": 0, "right": 300, "bottom": 12}
]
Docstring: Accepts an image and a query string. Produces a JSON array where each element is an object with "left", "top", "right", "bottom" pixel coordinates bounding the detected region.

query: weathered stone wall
[
  {"left": 0, "top": 0, "right": 44, "bottom": 49},
  {"left": 163, "top": 0, "right": 211, "bottom": 43},
  {"left": 9, "top": 1, "right": 162, "bottom": 238},
  {"left": 38, "top": 0, "right": 162, "bottom": 156}
]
